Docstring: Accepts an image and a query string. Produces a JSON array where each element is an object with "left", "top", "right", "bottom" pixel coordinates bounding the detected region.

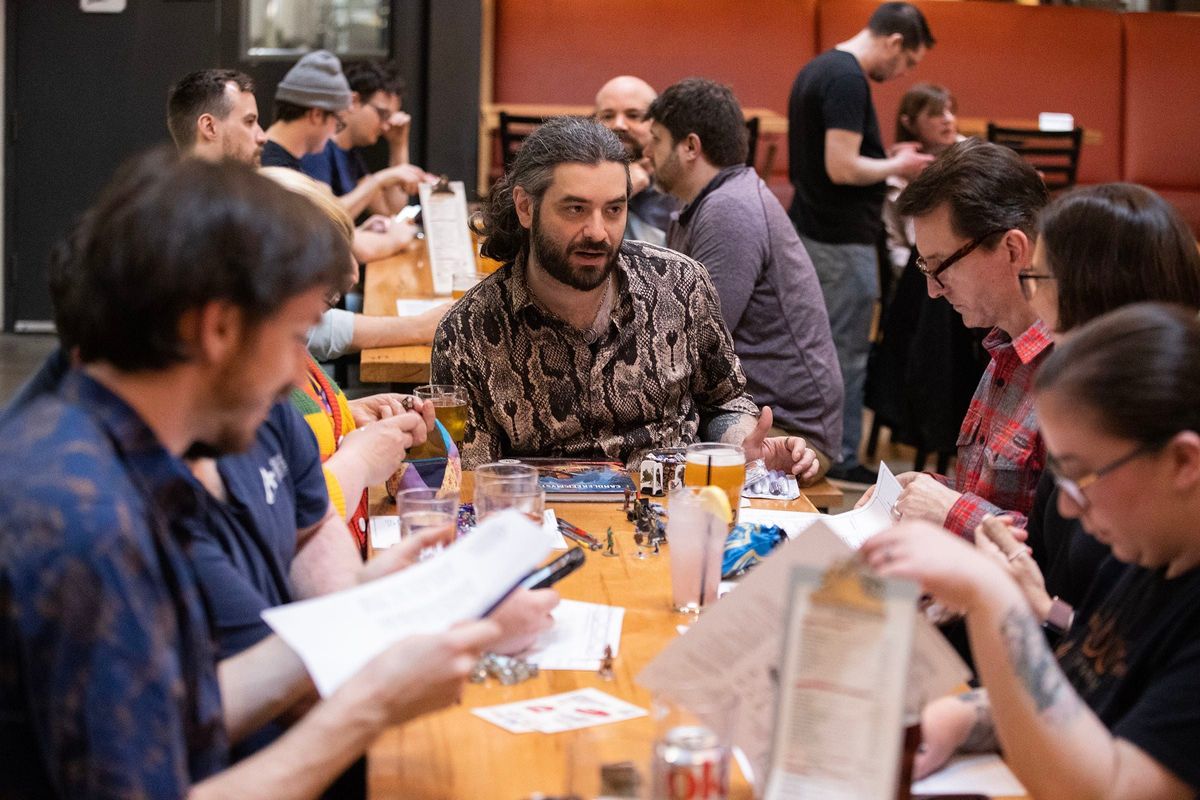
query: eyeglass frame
[
  {"left": 915, "top": 228, "right": 1008, "bottom": 288},
  {"left": 1045, "top": 441, "right": 1163, "bottom": 509},
  {"left": 324, "top": 110, "right": 348, "bottom": 134},
  {"left": 1017, "top": 269, "right": 1056, "bottom": 301},
  {"left": 368, "top": 103, "right": 393, "bottom": 124}
]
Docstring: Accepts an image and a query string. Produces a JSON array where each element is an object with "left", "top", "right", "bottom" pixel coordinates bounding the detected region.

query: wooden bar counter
[{"left": 360, "top": 243, "right": 439, "bottom": 385}]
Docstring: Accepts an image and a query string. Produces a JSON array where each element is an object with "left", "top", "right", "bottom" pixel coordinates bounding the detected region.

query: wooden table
[
  {"left": 360, "top": 243, "right": 438, "bottom": 384},
  {"left": 367, "top": 475, "right": 817, "bottom": 799}
]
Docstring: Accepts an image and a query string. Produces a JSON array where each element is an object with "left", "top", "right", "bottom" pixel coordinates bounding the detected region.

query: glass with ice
[{"left": 667, "top": 486, "right": 731, "bottom": 614}]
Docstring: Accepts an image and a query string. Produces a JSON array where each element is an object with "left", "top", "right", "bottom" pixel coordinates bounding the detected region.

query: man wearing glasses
[
  {"left": 262, "top": 50, "right": 353, "bottom": 172},
  {"left": 300, "top": 61, "right": 432, "bottom": 219},
  {"left": 866, "top": 139, "right": 1052, "bottom": 538}
]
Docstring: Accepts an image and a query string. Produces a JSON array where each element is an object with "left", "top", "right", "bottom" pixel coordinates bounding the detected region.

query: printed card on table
[{"left": 472, "top": 688, "right": 646, "bottom": 734}]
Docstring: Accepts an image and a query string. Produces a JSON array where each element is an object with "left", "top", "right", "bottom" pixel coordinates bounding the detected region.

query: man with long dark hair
[{"left": 432, "top": 116, "right": 821, "bottom": 480}]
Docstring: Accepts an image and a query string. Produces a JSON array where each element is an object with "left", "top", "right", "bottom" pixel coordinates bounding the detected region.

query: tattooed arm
[
  {"left": 701, "top": 410, "right": 757, "bottom": 445},
  {"left": 862, "top": 522, "right": 1193, "bottom": 800}
]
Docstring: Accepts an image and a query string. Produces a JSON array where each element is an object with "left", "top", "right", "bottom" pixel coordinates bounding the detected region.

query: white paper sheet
[
  {"left": 521, "top": 599, "right": 623, "bottom": 670},
  {"left": 395, "top": 298, "right": 450, "bottom": 317},
  {"left": 740, "top": 462, "right": 902, "bottom": 550},
  {"left": 369, "top": 515, "right": 400, "bottom": 550},
  {"left": 637, "top": 522, "right": 971, "bottom": 786},
  {"left": 417, "top": 181, "right": 476, "bottom": 296},
  {"left": 542, "top": 508, "right": 568, "bottom": 550},
  {"left": 472, "top": 688, "right": 646, "bottom": 734},
  {"left": 763, "top": 566, "right": 918, "bottom": 800},
  {"left": 912, "top": 754, "right": 1026, "bottom": 797},
  {"left": 263, "top": 510, "right": 551, "bottom": 696}
]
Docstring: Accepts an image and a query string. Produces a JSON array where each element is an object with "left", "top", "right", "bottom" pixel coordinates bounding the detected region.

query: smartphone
[{"left": 481, "top": 548, "right": 586, "bottom": 617}]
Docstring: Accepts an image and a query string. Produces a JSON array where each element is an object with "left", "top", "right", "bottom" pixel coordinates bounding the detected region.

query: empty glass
[
  {"left": 475, "top": 479, "right": 545, "bottom": 523},
  {"left": 396, "top": 487, "right": 458, "bottom": 558}
]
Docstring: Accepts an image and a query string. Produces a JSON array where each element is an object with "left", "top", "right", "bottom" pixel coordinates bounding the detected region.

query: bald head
[{"left": 595, "top": 75, "right": 657, "bottom": 158}]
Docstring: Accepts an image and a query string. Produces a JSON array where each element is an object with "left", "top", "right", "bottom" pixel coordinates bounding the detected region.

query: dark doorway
[{"left": 5, "top": 1, "right": 220, "bottom": 330}]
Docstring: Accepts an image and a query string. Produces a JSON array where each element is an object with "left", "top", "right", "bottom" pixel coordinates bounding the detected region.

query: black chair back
[
  {"left": 745, "top": 116, "right": 760, "bottom": 168},
  {"left": 498, "top": 112, "right": 547, "bottom": 171},
  {"left": 986, "top": 123, "right": 1083, "bottom": 192}
]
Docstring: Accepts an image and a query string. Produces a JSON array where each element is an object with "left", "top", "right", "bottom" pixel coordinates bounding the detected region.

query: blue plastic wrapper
[{"left": 722, "top": 522, "right": 787, "bottom": 578}]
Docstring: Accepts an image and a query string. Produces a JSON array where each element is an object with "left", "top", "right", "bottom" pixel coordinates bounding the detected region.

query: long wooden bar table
[
  {"left": 367, "top": 475, "right": 815, "bottom": 799},
  {"left": 360, "top": 242, "right": 439, "bottom": 384}
]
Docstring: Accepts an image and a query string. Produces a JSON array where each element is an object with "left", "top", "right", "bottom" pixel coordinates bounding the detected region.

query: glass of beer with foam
[{"left": 683, "top": 443, "right": 745, "bottom": 522}]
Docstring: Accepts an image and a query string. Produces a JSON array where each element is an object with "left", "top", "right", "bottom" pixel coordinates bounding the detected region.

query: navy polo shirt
[{"left": 187, "top": 401, "right": 330, "bottom": 661}]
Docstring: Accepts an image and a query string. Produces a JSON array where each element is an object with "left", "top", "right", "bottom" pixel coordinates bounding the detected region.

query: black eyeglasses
[
  {"left": 325, "top": 111, "right": 347, "bottom": 134},
  {"left": 915, "top": 229, "right": 1006, "bottom": 288},
  {"left": 1045, "top": 441, "right": 1162, "bottom": 510},
  {"left": 1017, "top": 269, "right": 1056, "bottom": 301}
]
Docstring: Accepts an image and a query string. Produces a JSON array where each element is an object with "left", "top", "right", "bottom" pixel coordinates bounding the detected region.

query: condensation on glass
[{"left": 244, "top": 0, "right": 389, "bottom": 59}]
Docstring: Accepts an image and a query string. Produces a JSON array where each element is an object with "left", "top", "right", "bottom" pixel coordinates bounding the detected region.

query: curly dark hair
[{"left": 473, "top": 116, "right": 629, "bottom": 265}]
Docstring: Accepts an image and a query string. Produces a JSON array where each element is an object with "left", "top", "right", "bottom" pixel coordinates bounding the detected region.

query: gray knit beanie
[{"left": 275, "top": 50, "right": 351, "bottom": 111}]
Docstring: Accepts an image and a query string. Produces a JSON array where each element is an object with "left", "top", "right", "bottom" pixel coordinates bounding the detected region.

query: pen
[{"left": 557, "top": 518, "right": 602, "bottom": 550}]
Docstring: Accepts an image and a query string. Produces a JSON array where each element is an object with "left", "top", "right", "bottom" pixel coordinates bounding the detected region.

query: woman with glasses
[
  {"left": 864, "top": 303, "right": 1200, "bottom": 797},
  {"left": 981, "top": 184, "right": 1200, "bottom": 640}
]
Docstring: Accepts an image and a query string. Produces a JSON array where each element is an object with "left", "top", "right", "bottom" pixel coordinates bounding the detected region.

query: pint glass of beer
[
  {"left": 683, "top": 443, "right": 745, "bottom": 521},
  {"left": 415, "top": 384, "right": 469, "bottom": 447}
]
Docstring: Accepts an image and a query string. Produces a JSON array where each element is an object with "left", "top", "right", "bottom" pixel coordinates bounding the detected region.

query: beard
[
  {"left": 615, "top": 130, "right": 642, "bottom": 160},
  {"left": 531, "top": 206, "right": 618, "bottom": 291}
]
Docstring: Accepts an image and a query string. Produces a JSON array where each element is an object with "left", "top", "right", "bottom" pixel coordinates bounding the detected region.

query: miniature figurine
[
  {"left": 598, "top": 645, "right": 614, "bottom": 680},
  {"left": 603, "top": 526, "right": 618, "bottom": 557},
  {"left": 622, "top": 487, "right": 632, "bottom": 513}
]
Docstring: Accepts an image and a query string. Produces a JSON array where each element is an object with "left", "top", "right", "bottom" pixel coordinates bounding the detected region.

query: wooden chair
[
  {"left": 745, "top": 116, "right": 760, "bottom": 169},
  {"left": 498, "top": 111, "right": 547, "bottom": 171},
  {"left": 986, "top": 124, "right": 1083, "bottom": 192}
]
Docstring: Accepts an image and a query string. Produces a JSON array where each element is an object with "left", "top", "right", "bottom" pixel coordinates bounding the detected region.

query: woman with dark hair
[
  {"left": 866, "top": 84, "right": 984, "bottom": 472},
  {"left": 865, "top": 303, "right": 1200, "bottom": 797},
  {"left": 980, "top": 184, "right": 1200, "bottom": 635}
]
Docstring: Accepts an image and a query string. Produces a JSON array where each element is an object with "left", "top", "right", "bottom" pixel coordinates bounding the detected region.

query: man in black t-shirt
[{"left": 788, "top": 2, "right": 936, "bottom": 485}]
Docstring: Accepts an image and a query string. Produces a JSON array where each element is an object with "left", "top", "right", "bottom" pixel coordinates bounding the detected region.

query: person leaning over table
[
  {"left": 974, "top": 184, "right": 1200, "bottom": 634},
  {"left": 430, "top": 115, "right": 822, "bottom": 484},
  {"left": 863, "top": 303, "right": 1200, "bottom": 799},
  {"left": 0, "top": 150, "right": 501, "bottom": 800}
]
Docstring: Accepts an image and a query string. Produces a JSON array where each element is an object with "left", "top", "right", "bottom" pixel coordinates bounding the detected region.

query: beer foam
[{"left": 685, "top": 450, "right": 745, "bottom": 467}]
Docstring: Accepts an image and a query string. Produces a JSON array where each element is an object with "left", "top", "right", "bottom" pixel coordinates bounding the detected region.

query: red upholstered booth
[
  {"left": 815, "top": 0, "right": 1123, "bottom": 185},
  {"left": 485, "top": 0, "right": 1200, "bottom": 231},
  {"left": 1122, "top": 12, "right": 1200, "bottom": 232},
  {"left": 492, "top": 0, "right": 817, "bottom": 110}
]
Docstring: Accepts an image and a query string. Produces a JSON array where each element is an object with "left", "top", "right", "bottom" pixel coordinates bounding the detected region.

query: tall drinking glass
[
  {"left": 683, "top": 443, "right": 746, "bottom": 521},
  {"left": 396, "top": 487, "right": 459, "bottom": 558},
  {"left": 666, "top": 486, "right": 725, "bottom": 615},
  {"left": 474, "top": 461, "right": 539, "bottom": 494},
  {"left": 475, "top": 479, "right": 545, "bottom": 523}
]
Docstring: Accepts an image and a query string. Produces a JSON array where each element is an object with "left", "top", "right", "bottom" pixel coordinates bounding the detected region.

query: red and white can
[{"left": 651, "top": 725, "right": 730, "bottom": 800}]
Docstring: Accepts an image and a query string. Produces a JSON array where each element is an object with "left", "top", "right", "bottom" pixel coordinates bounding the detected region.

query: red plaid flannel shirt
[{"left": 935, "top": 320, "right": 1053, "bottom": 537}]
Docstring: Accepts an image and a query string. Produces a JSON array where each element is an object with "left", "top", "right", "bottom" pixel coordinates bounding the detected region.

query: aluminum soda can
[{"left": 651, "top": 725, "right": 729, "bottom": 800}]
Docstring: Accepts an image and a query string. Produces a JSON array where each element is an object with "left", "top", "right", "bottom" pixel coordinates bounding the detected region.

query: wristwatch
[{"left": 1043, "top": 596, "right": 1075, "bottom": 635}]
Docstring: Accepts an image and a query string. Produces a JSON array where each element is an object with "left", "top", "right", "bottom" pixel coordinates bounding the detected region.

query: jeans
[{"left": 800, "top": 235, "right": 878, "bottom": 469}]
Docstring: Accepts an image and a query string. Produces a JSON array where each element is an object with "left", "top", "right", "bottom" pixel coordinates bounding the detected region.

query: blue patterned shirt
[{"left": 0, "top": 368, "right": 228, "bottom": 798}]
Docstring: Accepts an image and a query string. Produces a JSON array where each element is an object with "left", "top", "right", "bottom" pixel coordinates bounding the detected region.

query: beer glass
[
  {"left": 414, "top": 384, "right": 469, "bottom": 448},
  {"left": 683, "top": 443, "right": 745, "bottom": 520}
]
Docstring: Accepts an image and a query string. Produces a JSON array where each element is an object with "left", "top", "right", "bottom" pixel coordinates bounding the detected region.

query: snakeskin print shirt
[{"left": 432, "top": 240, "right": 758, "bottom": 469}]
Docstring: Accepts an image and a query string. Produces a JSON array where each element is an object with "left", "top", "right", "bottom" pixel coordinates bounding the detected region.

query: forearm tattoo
[
  {"left": 704, "top": 411, "right": 756, "bottom": 444},
  {"left": 958, "top": 689, "right": 998, "bottom": 753},
  {"left": 999, "top": 606, "right": 1083, "bottom": 725}
]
